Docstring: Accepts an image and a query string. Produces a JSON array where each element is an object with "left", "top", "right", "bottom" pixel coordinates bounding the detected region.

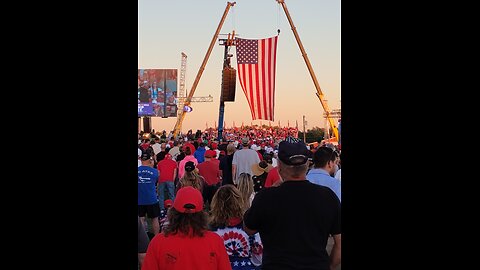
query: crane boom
[
  {"left": 177, "top": 95, "right": 213, "bottom": 103},
  {"left": 276, "top": 0, "right": 339, "bottom": 141},
  {"left": 173, "top": 1, "right": 236, "bottom": 137}
]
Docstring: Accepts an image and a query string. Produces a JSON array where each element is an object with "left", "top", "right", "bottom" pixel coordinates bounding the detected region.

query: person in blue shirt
[
  {"left": 194, "top": 142, "right": 207, "bottom": 163},
  {"left": 306, "top": 147, "right": 341, "bottom": 201},
  {"left": 138, "top": 151, "right": 161, "bottom": 235}
]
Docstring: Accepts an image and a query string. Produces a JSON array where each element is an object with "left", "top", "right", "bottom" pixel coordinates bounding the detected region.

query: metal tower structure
[
  {"left": 172, "top": 2, "right": 236, "bottom": 138},
  {"left": 323, "top": 107, "right": 340, "bottom": 140},
  {"left": 179, "top": 53, "right": 187, "bottom": 101},
  {"left": 175, "top": 52, "right": 214, "bottom": 133}
]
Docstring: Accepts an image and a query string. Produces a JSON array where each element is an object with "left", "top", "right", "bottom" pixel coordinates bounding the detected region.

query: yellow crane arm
[
  {"left": 173, "top": 1, "right": 236, "bottom": 137},
  {"left": 276, "top": 0, "right": 339, "bottom": 141}
]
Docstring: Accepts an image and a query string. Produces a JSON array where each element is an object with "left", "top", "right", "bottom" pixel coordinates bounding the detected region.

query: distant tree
[{"left": 298, "top": 126, "right": 325, "bottom": 143}]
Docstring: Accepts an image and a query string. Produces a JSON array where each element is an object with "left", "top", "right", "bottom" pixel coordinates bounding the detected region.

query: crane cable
[
  {"left": 229, "top": 4, "right": 235, "bottom": 56},
  {"left": 231, "top": 4, "right": 235, "bottom": 33},
  {"left": 277, "top": 2, "right": 281, "bottom": 35}
]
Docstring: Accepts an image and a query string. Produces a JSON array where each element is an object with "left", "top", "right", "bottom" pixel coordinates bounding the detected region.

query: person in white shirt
[
  {"left": 138, "top": 147, "right": 142, "bottom": 167},
  {"left": 151, "top": 137, "right": 162, "bottom": 156},
  {"left": 334, "top": 169, "right": 341, "bottom": 181}
]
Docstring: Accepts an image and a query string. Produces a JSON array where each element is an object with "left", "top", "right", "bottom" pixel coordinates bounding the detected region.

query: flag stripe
[
  {"left": 271, "top": 37, "right": 277, "bottom": 121},
  {"left": 267, "top": 37, "right": 273, "bottom": 121},
  {"left": 261, "top": 39, "right": 267, "bottom": 120},
  {"left": 251, "top": 64, "right": 258, "bottom": 119},
  {"left": 236, "top": 36, "right": 277, "bottom": 121},
  {"left": 266, "top": 38, "right": 272, "bottom": 120},
  {"left": 268, "top": 39, "right": 274, "bottom": 120},
  {"left": 258, "top": 41, "right": 264, "bottom": 119},
  {"left": 239, "top": 63, "right": 254, "bottom": 119},
  {"left": 248, "top": 65, "right": 256, "bottom": 119},
  {"left": 265, "top": 39, "right": 271, "bottom": 120},
  {"left": 255, "top": 58, "right": 262, "bottom": 119}
]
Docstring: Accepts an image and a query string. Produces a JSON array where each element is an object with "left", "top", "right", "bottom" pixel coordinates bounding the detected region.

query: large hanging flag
[{"left": 235, "top": 36, "right": 278, "bottom": 121}]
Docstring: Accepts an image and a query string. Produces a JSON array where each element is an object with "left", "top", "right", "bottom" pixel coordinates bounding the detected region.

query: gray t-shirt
[{"left": 232, "top": 148, "right": 261, "bottom": 183}]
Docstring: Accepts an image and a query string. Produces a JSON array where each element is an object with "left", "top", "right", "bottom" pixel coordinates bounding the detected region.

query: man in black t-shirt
[{"left": 244, "top": 137, "right": 341, "bottom": 270}]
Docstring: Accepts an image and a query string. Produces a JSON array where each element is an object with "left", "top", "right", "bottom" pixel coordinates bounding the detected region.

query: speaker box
[
  {"left": 222, "top": 67, "right": 236, "bottom": 102},
  {"left": 142, "top": 117, "right": 151, "bottom": 133}
]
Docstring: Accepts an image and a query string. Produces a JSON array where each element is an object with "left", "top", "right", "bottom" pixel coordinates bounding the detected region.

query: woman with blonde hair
[
  {"left": 209, "top": 184, "right": 263, "bottom": 269},
  {"left": 176, "top": 161, "right": 204, "bottom": 193},
  {"left": 236, "top": 172, "right": 255, "bottom": 212}
]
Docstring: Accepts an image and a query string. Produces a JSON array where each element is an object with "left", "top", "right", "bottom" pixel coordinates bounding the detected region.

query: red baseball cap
[
  {"left": 164, "top": 199, "right": 173, "bottom": 208},
  {"left": 204, "top": 150, "right": 216, "bottom": 158},
  {"left": 165, "top": 153, "right": 172, "bottom": 159},
  {"left": 173, "top": 187, "right": 203, "bottom": 213},
  {"left": 211, "top": 142, "right": 218, "bottom": 150}
]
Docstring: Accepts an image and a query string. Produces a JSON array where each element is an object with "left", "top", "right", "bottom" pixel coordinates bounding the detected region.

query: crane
[
  {"left": 276, "top": 0, "right": 339, "bottom": 141},
  {"left": 172, "top": 0, "right": 339, "bottom": 141},
  {"left": 175, "top": 52, "right": 213, "bottom": 133},
  {"left": 172, "top": 1, "right": 236, "bottom": 138},
  {"left": 323, "top": 107, "right": 341, "bottom": 140}
]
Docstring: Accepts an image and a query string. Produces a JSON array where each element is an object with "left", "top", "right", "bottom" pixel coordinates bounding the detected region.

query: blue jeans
[{"left": 158, "top": 181, "right": 175, "bottom": 211}]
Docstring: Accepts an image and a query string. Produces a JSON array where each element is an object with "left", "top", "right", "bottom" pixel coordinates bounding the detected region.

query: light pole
[{"left": 303, "top": 115, "right": 307, "bottom": 143}]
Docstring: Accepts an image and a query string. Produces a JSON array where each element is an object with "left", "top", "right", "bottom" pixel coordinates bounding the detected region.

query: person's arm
[
  {"left": 243, "top": 193, "right": 264, "bottom": 235},
  {"left": 328, "top": 191, "right": 341, "bottom": 270},
  {"left": 335, "top": 181, "right": 341, "bottom": 202},
  {"left": 138, "top": 217, "right": 150, "bottom": 268},
  {"left": 329, "top": 233, "right": 341, "bottom": 270},
  {"left": 232, "top": 152, "right": 238, "bottom": 184},
  {"left": 156, "top": 164, "right": 161, "bottom": 186},
  {"left": 232, "top": 164, "right": 237, "bottom": 184},
  {"left": 217, "top": 164, "right": 223, "bottom": 183},
  {"left": 243, "top": 220, "right": 258, "bottom": 235},
  {"left": 173, "top": 168, "right": 177, "bottom": 181}
]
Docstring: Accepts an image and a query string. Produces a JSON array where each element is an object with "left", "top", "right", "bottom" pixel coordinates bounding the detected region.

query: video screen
[{"left": 138, "top": 69, "right": 178, "bottom": 117}]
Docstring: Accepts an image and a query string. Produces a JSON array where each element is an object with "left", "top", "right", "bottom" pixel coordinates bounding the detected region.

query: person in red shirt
[
  {"left": 264, "top": 167, "right": 281, "bottom": 188},
  {"left": 142, "top": 186, "right": 232, "bottom": 270},
  {"left": 156, "top": 153, "right": 177, "bottom": 213},
  {"left": 197, "top": 150, "right": 222, "bottom": 210}
]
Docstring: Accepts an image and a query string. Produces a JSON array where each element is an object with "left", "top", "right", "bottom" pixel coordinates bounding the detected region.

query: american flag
[{"left": 235, "top": 36, "right": 278, "bottom": 121}]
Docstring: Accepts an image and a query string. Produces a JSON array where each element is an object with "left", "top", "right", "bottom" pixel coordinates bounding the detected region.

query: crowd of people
[
  {"left": 140, "top": 124, "right": 303, "bottom": 150},
  {"left": 138, "top": 129, "right": 341, "bottom": 270}
]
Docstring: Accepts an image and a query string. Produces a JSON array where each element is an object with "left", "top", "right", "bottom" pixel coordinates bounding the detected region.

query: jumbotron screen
[{"left": 138, "top": 69, "right": 178, "bottom": 117}]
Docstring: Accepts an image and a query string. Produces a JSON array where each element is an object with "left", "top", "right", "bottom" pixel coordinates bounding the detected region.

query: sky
[{"left": 138, "top": 0, "right": 340, "bottom": 133}]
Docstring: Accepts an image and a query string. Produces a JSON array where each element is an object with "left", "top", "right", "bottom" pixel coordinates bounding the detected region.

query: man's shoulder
[
  {"left": 138, "top": 165, "right": 153, "bottom": 171},
  {"left": 159, "top": 159, "right": 176, "bottom": 166},
  {"left": 307, "top": 181, "right": 341, "bottom": 201},
  {"left": 253, "top": 185, "right": 278, "bottom": 198},
  {"left": 204, "top": 230, "right": 221, "bottom": 238},
  {"left": 166, "top": 159, "right": 177, "bottom": 164}
]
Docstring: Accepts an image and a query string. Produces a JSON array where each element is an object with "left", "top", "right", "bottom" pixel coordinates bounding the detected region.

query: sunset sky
[{"left": 138, "top": 0, "right": 340, "bottom": 133}]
